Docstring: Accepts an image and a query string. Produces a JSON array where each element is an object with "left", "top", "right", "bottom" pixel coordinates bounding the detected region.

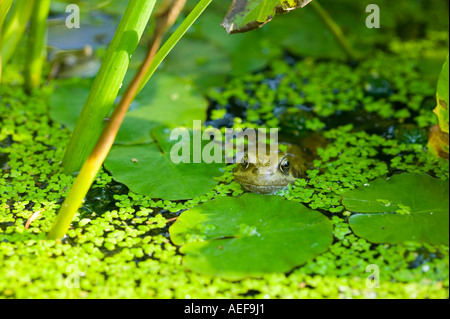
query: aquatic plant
[
  {"left": 48, "top": 0, "right": 213, "bottom": 240},
  {"left": 0, "top": 0, "right": 448, "bottom": 298},
  {"left": 25, "top": 0, "right": 51, "bottom": 92},
  {"left": 0, "top": 0, "right": 34, "bottom": 68},
  {"left": 0, "top": 0, "right": 12, "bottom": 81},
  {"left": 429, "top": 55, "right": 449, "bottom": 159}
]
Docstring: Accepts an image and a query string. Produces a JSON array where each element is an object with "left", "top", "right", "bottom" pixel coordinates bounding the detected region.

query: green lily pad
[
  {"left": 104, "top": 127, "right": 224, "bottom": 200},
  {"left": 49, "top": 80, "right": 91, "bottom": 131},
  {"left": 222, "top": 0, "right": 312, "bottom": 34},
  {"left": 343, "top": 173, "right": 449, "bottom": 245},
  {"left": 161, "top": 39, "right": 232, "bottom": 92},
  {"left": 170, "top": 193, "right": 333, "bottom": 280},
  {"left": 49, "top": 74, "right": 208, "bottom": 145}
]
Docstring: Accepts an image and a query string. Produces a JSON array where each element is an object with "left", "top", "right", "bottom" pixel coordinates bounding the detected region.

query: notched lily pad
[
  {"left": 104, "top": 127, "right": 224, "bottom": 200},
  {"left": 222, "top": 0, "right": 312, "bottom": 34},
  {"left": 169, "top": 193, "right": 333, "bottom": 280},
  {"left": 343, "top": 173, "right": 449, "bottom": 245}
]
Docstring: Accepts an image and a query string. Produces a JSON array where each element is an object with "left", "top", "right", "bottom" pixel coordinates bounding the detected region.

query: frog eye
[
  {"left": 279, "top": 157, "right": 290, "bottom": 174},
  {"left": 241, "top": 154, "right": 250, "bottom": 169}
]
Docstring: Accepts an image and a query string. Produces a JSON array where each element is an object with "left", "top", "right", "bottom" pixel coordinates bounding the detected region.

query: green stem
[
  {"left": 25, "top": 0, "right": 50, "bottom": 92},
  {"left": 61, "top": 0, "right": 157, "bottom": 174},
  {"left": 1, "top": 0, "right": 35, "bottom": 67},
  {"left": 0, "top": 0, "right": 13, "bottom": 82},
  {"left": 0, "top": 0, "right": 12, "bottom": 25},
  {"left": 310, "top": 0, "right": 359, "bottom": 60},
  {"left": 48, "top": 0, "right": 213, "bottom": 240}
]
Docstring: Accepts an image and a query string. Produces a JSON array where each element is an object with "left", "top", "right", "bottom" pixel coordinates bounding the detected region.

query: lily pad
[
  {"left": 161, "top": 39, "right": 232, "bottom": 92},
  {"left": 49, "top": 80, "right": 92, "bottom": 131},
  {"left": 169, "top": 193, "right": 333, "bottom": 280},
  {"left": 104, "top": 127, "right": 224, "bottom": 200},
  {"left": 343, "top": 173, "right": 449, "bottom": 245},
  {"left": 222, "top": 0, "right": 312, "bottom": 34},
  {"left": 49, "top": 74, "right": 208, "bottom": 145}
]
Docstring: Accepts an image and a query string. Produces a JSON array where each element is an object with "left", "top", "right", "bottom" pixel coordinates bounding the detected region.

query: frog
[
  {"left": 47, "top": 45, "right": 101, "bottom": 80},
  {"left": 233, "top": 134, "right": 326, "bottom": 194}
]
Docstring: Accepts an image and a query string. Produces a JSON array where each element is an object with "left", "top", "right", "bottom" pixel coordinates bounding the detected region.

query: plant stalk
[
  {"left": 310, "top": 0, "right": 359, "bottom": 61},
  {"left": 61, "top": 0, "right": 158, "bottom": 174},
  {"left": 0, "top": 0, "right": 13, "bottom": 82},
  {"left": 48, "top": 0, "right": 211, "bottom": 240},
  {"left": 24, "top": 0, "right": 51, "bottom": 92},
  {"left": 1, "top": 0, "right": 35, "bottom": 67}
]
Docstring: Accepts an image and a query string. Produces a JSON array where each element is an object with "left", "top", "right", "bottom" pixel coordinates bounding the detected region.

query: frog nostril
[{"left": 252, "top": 167, "right": 259, "bottom": 174}]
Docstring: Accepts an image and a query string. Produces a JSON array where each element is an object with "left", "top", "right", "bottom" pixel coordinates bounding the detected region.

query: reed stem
[
  {"left": 48, "top": 0, "right": 212, "bottom": 240},
  {"left": 61, "top": 0, "right": 157, "bottom": 174},
  {"left": 1, "top": 0, "right": 35, "bottom": 67},
  {"left": 25, "top": 0, "right": 51, "bottom": 92},
  {"left": 0, "top": 0, "right": 13, "bottom": 82}
]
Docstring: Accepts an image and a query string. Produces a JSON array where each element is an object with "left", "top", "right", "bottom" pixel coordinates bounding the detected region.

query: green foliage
[
  {"left": 343, "top": 173, "right": 449, "bottom": 245},
  {"left": 170, "top": 193, "right": 333, "bottom": 279},
  {"left": 49, "top": 79, "right": 92, "bottom": 131},
  {"left": 0, "top": 0, "right": 12, "bottom": 30},
  {"left": 159, "top": 39, "right": 232, "bottom": 92},
  {"left": 60, "top": 0, "right": 157, "bottom": 173},
  {"left": 221, "top": 0, "right": 312, "bottom": 34},
  {"left": 122, "top": 74, "right": 208, "bottom": 144},
  {"left": 104, "top": 127, "right": 224, "bottom": 200},
  {"left": 0, "top": 0, "right": 34, "bottom": 66},
  {"left": 278, "top": 125, "right": 449, "bottom": 213},
  {"left": 434, "top": 55, "right": 449, "bottom": 134},
  {"left": 1, "top": 0, "right": 449, "bottom": 298},
  {"left": 49, "top": 74, "right": 209, "bottom": 145},
  {"left": 0, "top": 82, "right": 449, "bottom": 298},
  {"left": 207, "top": 53, "right": 438, "bottom": 132},
  {"left": 24, "top": 0, "right": 51, "bottom": 91}
]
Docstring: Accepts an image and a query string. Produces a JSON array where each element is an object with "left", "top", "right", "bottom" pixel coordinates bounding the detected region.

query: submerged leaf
[
  {"left": 343, "top": 173, "right": 449, "bottom": 245},
  {"left": 170, "top": 193, "right": 333, "bottom": 280},
  {"left": 222, "top": 0, "right": 312, "bottom": 34}
]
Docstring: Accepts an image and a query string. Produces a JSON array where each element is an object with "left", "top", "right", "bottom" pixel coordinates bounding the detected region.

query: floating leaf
[
  {"left": 222, "top": 0, "right": 312, "bottom": 34},
  {"left": 343, "top": 173, "right": 449, "bottom": 245},
  {"left": 170, "top": 193, "right": 333, "bottom": 280},
  {"left": 49, "top": 74, "right": 208, "bottom": 145},
  {"left": 161, "top": 39, "right": 232, "bottom": 92},
  {"left": 104, "top": 127, "right": 224, "bottom": 200},
  {"left": 116, "top": 73, "right": 209, "bottom": 144},
  {"left": 49, "top": 79, "right": 92, "bottom": 131}
]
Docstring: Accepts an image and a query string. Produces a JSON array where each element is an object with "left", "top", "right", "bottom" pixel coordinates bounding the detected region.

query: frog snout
[{"left": 253, "top": 167, "right": 275, "bottom": 176}]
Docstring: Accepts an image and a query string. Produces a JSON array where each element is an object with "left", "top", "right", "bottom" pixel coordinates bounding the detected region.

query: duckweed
[{"left": 1, "top": 47, "right": 449, "bottom": 298}]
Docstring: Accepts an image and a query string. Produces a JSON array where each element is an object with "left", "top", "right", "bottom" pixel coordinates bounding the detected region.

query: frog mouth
[{"left": 239, "top": 182, "right": 287, "bottom": 194}]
